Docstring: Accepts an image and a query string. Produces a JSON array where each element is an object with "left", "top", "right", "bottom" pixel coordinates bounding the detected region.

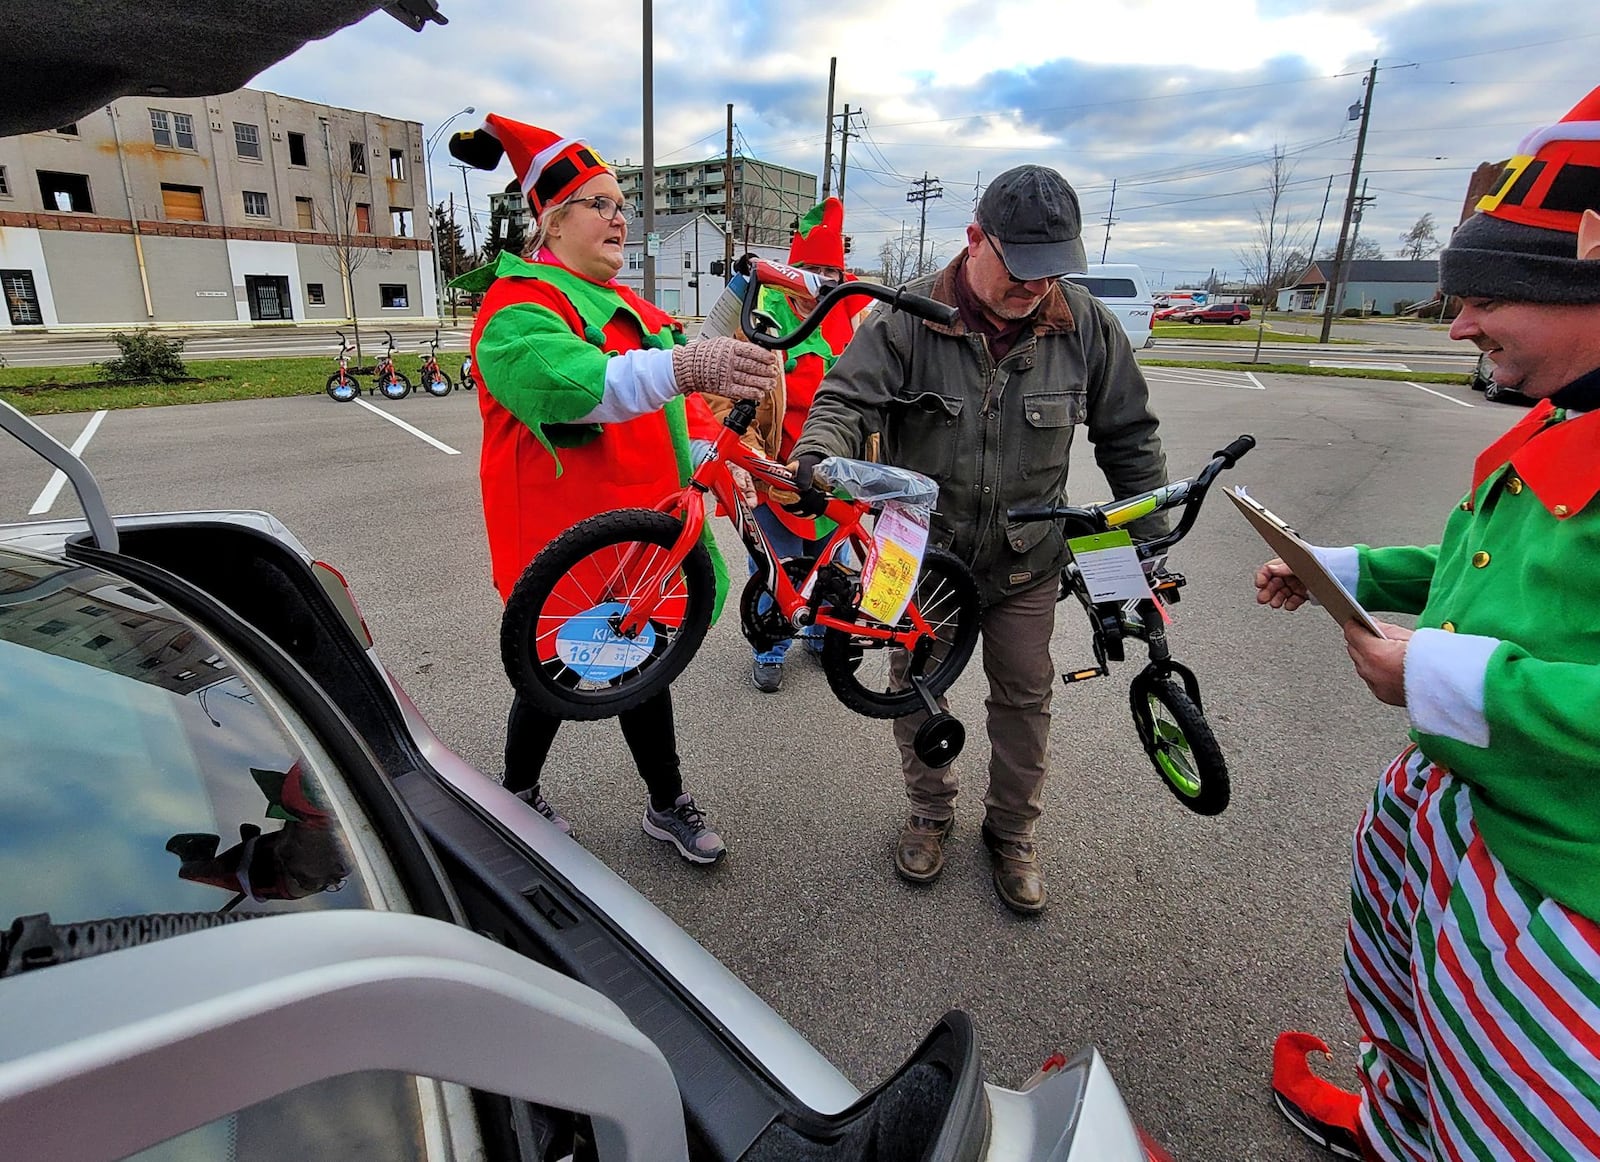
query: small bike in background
[
  {"left": 418, "top": 330, "right": 453, "bottom": 397},
  {"left": 1010, "top": 435, "right": 1255, "bottom": 816},
  {"left": 372, "top": 331, "right": 411, "bottom": 400},
  {"left": 459, "top": 354, "right": 478, "bottom": 391},
  {"left": 325, "top": 331, "right": 362, "bottom": 402}
]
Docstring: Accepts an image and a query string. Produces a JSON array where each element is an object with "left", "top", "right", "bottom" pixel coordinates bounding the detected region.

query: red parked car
[{"left": 1180, "top": 302, "right": 1251, "bottom": 324}]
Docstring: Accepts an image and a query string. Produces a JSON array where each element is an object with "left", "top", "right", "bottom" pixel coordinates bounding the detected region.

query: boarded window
[
  {"left": 355, "top": 203, "right": 371, "bottom": 233},
  {"left": 234, "top": 122, "right": 261, "bottom": 160},
  {"left": 37, "top": 171, "right": 92, "bottom": 213},
  {"left": 380, "top": 284, "right": 409, "bottom": 308},
  {"left": 295, "top": 196, "right": 315, "bottom": 229},
  {"left": 242, "top": 190, "right": 270, "bottom": 218},
  {"left": 160, "top": 184, "right": 205, "bottom": 222},
  {"left": 287, "top": 132, "right": 307, "bottom": 167},
  {"left": 389, "top": 149, "right": 405, "bottom": 180}
]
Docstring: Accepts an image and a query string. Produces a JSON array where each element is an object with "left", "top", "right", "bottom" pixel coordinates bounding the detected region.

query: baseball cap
[{"left": 976, "top": 165, "right": 1089, "bottom": 280}]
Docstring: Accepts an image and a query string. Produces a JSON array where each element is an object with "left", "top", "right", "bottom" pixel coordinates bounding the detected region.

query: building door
[
  {"left": 244, "top": 276, "right": 293, "bottom": 321},
  {"left": 2, "top": 270, "right": 44, "bottom": 326}
]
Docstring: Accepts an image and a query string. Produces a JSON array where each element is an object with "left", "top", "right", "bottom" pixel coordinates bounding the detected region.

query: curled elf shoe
[
  {"left": 981, "top": 823, "right": 1046, "bottom": 914},
  {"left": 895, "top": 814, "right": 953, "bottom": 883},
  {"left": 1271, "top": 1031, "right": 1364, "bottom": 1160}
]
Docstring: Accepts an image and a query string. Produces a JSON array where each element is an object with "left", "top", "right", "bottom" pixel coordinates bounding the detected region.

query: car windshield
[{"left": 0, "top": 545, "right": 442, "bottom": 1162}]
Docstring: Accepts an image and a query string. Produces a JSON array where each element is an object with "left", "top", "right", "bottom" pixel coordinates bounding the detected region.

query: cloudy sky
[{"left": 256, "top": 0, "right": 1595, "bottom": 290}]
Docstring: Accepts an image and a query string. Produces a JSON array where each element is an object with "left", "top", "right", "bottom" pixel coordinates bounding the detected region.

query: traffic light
[
  {"left": 709, "top": 259, "right": 725, "bottom": 277},
  {"left": 843, "top": 234, "right": 852, "bottom": 255}
]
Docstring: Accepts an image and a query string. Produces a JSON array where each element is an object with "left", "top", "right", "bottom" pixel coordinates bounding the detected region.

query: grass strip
[
  {"left": 1140, "top": 358, "right": 1468, "bottom": 386},
  {"left": 0, "top": 356, "right": 351, "bottom": 414}
]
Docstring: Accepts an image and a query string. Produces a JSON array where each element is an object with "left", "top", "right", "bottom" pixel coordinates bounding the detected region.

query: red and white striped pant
[{"left": 1345, "top": 747, "right": 1600, "bottom": 1161}]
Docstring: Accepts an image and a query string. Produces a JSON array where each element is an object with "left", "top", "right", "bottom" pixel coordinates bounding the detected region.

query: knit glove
[{"left": 670, "top": 336, "right": 781, "bottom": 401}]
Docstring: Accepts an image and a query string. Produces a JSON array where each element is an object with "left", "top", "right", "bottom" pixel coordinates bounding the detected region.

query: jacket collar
[
  {"left": 923, "top": 250, "right": 1076, "bottom": 338},
  {"left": 1471, "top": 397, "right": 1600, "bottom": 519}
]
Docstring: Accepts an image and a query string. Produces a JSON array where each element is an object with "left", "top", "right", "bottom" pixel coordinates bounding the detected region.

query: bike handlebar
[
  {"left": 335, "top": 330, "right": 354, "bottom": 355},
  {"left": 1007, "top": 433, "right": 1255, "bottom": 557},
  {"left": 733, "top": 256, "right": 958, "bottom": 349}
]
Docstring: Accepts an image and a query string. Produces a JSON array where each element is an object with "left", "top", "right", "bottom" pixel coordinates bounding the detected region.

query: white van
[{"left": 1063, "top": 264, "right": 1155, "bottom": 349}]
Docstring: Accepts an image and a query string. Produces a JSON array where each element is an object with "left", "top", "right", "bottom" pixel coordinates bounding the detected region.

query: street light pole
[{"left": 425, "top": 106, "right": 475, "bottom": 323}]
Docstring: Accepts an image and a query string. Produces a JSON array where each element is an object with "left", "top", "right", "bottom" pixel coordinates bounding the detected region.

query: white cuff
[
  {"left": 1307, "top": 545, "right": 1360, "bottom": 608},
  {"left": 1404, "top": 627, "right": 1499, "bottom": 748},
  {"left": 578, "top": 348, "right": 680, "bottom": 424}
]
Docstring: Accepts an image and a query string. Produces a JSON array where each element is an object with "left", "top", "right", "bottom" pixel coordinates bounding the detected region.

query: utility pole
[
  {"left": 642, "top": 0, "right": 656, "bottom": 303},
  {"left": 1336, "top": 179, "right": 1377, "bottom": 316},
  {"left": 451, "top": 163, "right": 479, "bottom": 258},
  {"left": 1101, "top": 178, "right": 1118, "bottom": 263},
  {"left": 1319, "top": 58, "right": 1379, "bottom": 343},
  {"left": 821, "top": 57, "right": 837, "bottom": 199},
  {"left": 836, "top": 104, "right": 856, "bottom": 204},
  {"left": 723, "top": 104, "right": 734, "bottom": 279},
  {"left": 1307, "top": 174, "right": 1335, "bottom": 272},
  {"left": 448, "top": 191, "right": 458, "bottom": 324},
  {"left": 906, "top": 173, "right": 942, "bottom": 277}
]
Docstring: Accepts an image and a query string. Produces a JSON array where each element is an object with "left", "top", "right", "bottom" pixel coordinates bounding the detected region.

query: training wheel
[{"left": 913, "top": 712, "right": 965, "bottom": 769}]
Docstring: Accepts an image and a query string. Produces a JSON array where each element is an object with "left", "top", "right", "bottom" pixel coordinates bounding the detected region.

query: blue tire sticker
[{"left": 555, "top": 602, "right": 656, "bottom": 682}]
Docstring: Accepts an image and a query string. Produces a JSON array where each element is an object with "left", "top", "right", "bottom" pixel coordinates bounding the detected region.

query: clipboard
[{"left": 1226, "top": 486, "right": 1387, "bottom": 638}]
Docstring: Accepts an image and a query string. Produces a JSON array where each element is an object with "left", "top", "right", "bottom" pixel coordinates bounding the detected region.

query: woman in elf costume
[
  {"left": 712, "top": 197, "right": 869, "bottom": 694},
  {"left": 1262, "top": 87, "right": 1600, "bottom": 1161},
  {"left": 448, "top": 114, "right": 780, "bottom": 865}
]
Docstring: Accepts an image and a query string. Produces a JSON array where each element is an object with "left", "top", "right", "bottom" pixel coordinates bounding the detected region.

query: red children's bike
[{"left": 499, "top": 259, "right": 981, "bottom": 767}]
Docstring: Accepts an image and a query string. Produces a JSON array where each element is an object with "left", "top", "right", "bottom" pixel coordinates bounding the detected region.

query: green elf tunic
[
  {"left": 455, "top": 250, "right": 727, "bottom": 611},
  {"left": 1319, "top": 396, "right": 1600, "bottom": 918}
]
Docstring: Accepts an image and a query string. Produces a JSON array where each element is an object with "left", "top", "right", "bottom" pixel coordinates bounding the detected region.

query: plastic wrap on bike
[{"left": 816, "top": 458, "right": 939, "bottom": 508}]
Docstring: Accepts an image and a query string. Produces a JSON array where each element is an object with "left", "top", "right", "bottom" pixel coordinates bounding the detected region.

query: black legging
[{"left": 504, "top": 688, "right": 684, "bottom": 811}]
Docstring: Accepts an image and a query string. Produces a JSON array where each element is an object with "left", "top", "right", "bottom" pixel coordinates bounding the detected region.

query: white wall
[
  {"left": 0, "top": 226, "right": 60, "bottom": 328},
  {"left": 225, "top": 239, "right": 305, "bottom": 322}
]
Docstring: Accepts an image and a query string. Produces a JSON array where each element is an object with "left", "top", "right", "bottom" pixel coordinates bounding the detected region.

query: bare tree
[
  {"left": 1235, "top": 146, "right": 1312, "bottom": 362},
  {"left": 1319, "top": 236, "right": 1384, "bottom": 262},
  {"left": 878, "top": 227, "right": 917, "bottom": 285},
  {"left": 1397, "top": 212, "right": 1441, "bottom": 260},
  {"left": 317, "top": 169, "right": 372, "bottom": 360}
]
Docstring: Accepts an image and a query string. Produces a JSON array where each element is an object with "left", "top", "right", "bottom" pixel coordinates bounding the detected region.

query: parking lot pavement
[
  {"left": 0, "top": 373, "right": 1519, "bottom": 1160},
  {"left": 1144, "top": 365, "right": 1266, "bottom": 390}
]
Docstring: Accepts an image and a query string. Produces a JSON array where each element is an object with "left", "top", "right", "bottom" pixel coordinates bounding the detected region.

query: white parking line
[
  {"left": 353, "top": 397, "right": 461, "bottom": 455},
  {"left": 1405, "top": 381, "right": 1475, "bottom": 409},
  {"left": 1146, "top": 367, "right": 1263, "bottom": 390},
  {"left": 30, "top": 410, "right": 108, "bottom": 514},
  {"left": 1310, "top": 360, "right": 1412, "bottom": 371}
]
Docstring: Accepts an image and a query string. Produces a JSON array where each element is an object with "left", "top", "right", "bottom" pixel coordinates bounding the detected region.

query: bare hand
[
  {"left": 729, "top": 464, "right": 759, "bottom": 508},
  {"left": 1345, "top": 620, "right": 1412, "bottom": 706},
  {"left": 1255, "top": 558, "right": 1310, "bottom": 610}
]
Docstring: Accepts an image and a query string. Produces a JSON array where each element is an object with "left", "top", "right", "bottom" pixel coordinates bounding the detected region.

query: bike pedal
[{"left": 1060, "top": 666, "right": 1106, "bottom": 684}]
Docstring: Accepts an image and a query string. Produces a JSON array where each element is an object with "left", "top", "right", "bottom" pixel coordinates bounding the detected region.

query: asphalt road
[{"left": 0, "top": 369, "right": 1523, "bottom": 1160}]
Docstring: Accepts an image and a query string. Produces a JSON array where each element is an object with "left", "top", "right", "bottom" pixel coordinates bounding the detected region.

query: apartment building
[
  {"left": 0, "top": 89, "right": 433, "bottom": 330},
  {"left": 615, "top": 157, "right": 817, "bottom": 250}
]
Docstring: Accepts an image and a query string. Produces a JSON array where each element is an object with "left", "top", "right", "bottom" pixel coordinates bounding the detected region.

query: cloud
[{"left": 250, "top": 0, "right": 1594, "bottom": 286}]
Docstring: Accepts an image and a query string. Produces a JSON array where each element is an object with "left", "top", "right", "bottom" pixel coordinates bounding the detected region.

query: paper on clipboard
[{"left": 1226, "top": 486, "right": 1387, "bottom": 638}]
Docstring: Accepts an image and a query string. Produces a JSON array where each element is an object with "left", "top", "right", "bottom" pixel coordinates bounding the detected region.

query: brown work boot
[
  {"left": 895, "top": 814, "right": 953, "bottom": 884},
  {"left": 981, "top": 823, "right": 1046, "bottom": 915}
]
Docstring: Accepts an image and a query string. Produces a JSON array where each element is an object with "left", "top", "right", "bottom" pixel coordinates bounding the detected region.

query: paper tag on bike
[
  {"left": 554, "top": 602, "right": 656, "bottom": 681},
  {"left": 1067, "top": 531, "right": 1154, "bottom": 603},
  {"left": 859, "top": 501, "right": 930, "bottom": 625}
]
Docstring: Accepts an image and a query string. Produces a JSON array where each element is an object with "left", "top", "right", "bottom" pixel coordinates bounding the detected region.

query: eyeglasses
[
  {"left": 983, "top": 232, "right": 1053, "bottom": 286},
  {"left": 576, "top": 194, "right": 635, "bottom": 225}
]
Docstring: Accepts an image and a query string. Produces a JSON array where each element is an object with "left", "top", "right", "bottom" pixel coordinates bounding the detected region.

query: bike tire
[
  {"left": 501, "top": 509, "right": 714, "bottom": 720},
  {"left": 379, "top": 372, "right": 412, "bottom": 401},
  {"left": 820, "top": 547, "right": 981, "bottom": 719},
  {"left": 424, "top": 370, "right": 453, "bottom": 397},
  {"left": 1129, "top": 673, "right": 1230, "bottom": 815},
  {"left": 325, "top": 373, "right": 362, "bottom": 403}
]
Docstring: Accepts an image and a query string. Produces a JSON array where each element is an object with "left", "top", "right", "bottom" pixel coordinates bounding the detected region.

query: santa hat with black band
[{"left": 448, "top": 113, "right": 610, "bottom": 217}]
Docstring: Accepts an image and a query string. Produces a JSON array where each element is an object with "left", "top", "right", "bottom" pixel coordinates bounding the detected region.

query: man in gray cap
[
  {"left": 1257, "top": 87, "right": 1600, "bottom": 1161},
  {"left": 791, "top": 163, "right": 1168, "bottom": 914}
]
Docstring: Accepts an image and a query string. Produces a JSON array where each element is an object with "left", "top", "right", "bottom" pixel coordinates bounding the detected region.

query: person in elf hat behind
[
  {"left": 1260, "top": 86, "right": 1600, "bottom": 1161},
  {"left": 707, "top": 197, "right": 869, "bottom": 694},
  {"left": 448, "top": 114, "right": 781, "bottom": 865}
]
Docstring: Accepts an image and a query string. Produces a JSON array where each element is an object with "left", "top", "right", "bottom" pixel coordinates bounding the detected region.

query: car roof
[{"left": 0, "top": 0, "right": 445, "bottom": 137}]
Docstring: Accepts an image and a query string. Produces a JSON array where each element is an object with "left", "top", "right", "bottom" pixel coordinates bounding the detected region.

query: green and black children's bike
[{"left": 1009, "top": 434, "right": 1254, "bottom": 816}]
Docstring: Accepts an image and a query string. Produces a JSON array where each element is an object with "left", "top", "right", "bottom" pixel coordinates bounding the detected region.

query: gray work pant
[{"left": 892, "top": 577, "right": 1057, "bottom": 842}]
